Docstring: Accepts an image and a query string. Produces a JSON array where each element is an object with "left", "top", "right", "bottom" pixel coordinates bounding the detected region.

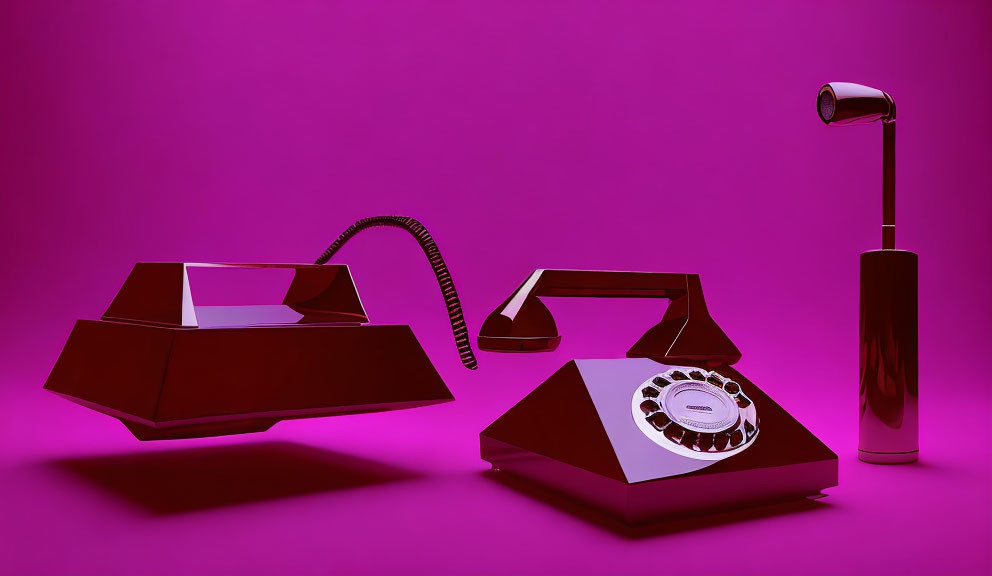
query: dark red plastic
[
  {"left": 44, "top": 263, "right": 454, "bottom": 440},
  {"left": 478, "top": 269, "right": 740, "bottom": 368},
  {"left": 818, "top": 82, "right": 919, "bottom": 463},
  {"left": 480, "top": 359, "right": 838, "bottom": 524}
]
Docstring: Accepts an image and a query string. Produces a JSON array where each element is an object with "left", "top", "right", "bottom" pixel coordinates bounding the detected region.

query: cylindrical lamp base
[{"left": 859, "top": 250, "right": 919, "bottom": 464}]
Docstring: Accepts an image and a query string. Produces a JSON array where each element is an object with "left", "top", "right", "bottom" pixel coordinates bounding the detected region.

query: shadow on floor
[
  {"left": 484, "top": 469, "right": 830, "bottom": 538},
  {"left": 51, "top": 440, "right": 420, "bottom": 515}
]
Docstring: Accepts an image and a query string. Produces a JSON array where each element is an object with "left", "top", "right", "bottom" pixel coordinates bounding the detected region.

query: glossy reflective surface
[
  {"left": 817, "top": 82, "right": 894, "bottom": 126},
  {"left": 859, "top": 250, "right": 919, "bottom": 463},
  {"left": 478, "top": 269, "right": 740, "bottom": 368},
  {"left": 817, "top": 82, "right": 897, "bottom": 250},
  {"left": 481, "top": 358, "right": 837, "bottom": 523},
  {"left": 632, "top": 368, "right": 758, "bottom": 461},
  {"left": 103, "top": 262, "right": 369, "bottom": 327},
  {"left": 44, "top": 263, "right": 454, "bottom": 440}
]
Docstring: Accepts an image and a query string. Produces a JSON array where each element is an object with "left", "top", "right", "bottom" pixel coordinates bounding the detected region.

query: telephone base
[
  {"left": 45, "top": 319, "right": 454, "bottom": 440},
  {"left": 121, "top": 418, "right": 277, "bottom": 441},
  {"left": 480, "top": 358, "right": 838, "bottom": 525},
  {"left": 483, "top": 436, "right": 834, "bottom": 524}
]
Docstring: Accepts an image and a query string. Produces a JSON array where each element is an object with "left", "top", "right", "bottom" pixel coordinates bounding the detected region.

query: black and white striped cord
[{"left": 315, "top": 216, "right": 478, "bottom": 370}]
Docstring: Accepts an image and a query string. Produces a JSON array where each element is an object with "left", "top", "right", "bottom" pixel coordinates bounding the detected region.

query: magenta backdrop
[{"left": 2, "top": 1, "right": 991, "bottom": 575}]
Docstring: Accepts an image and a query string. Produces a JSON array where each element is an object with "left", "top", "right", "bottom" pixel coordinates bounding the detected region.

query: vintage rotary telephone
[
  {"left": 478, "top": 269, "right": 837, "bottom": 524},
  {"left": 45, "top": 216, "right": 477, "bottom": 440}
]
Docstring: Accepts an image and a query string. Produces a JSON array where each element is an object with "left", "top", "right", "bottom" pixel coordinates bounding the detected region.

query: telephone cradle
[{"left": 478, "top": 269, "right": 838, "bottom": 524}]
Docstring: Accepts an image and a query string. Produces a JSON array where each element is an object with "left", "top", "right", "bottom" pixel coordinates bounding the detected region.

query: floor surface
[{"left": 1, "top": 353, "right": 989, "bottom": 576}]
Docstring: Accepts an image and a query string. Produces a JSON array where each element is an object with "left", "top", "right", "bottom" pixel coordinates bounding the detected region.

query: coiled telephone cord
[{"left": 316, "top": 216, "right": 478, "bottom": 370}]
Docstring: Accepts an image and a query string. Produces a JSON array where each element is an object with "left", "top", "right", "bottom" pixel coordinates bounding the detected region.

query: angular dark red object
[
  {"left": 478, "top": 270, "right": 741, "bottom": 367},
  {"left": 44, "top": 263, "right": 454, "bottom": 440},
  {"left": 478, "top": 269, "right": 837, "bottom": 524}
]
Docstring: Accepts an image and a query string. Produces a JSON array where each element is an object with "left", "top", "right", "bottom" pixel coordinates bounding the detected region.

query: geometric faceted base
[
  {"left": 120, "top": 419, "right": 277, "bottom": 441},
  {"left": 46, "top": 320, "right": 453, "bottom": 440},
  {"left": 481, "top": 358, "right": 837, "bottom": 524},
  {"left": 44, "top": 262, "right": 457, "bottom": 440}
]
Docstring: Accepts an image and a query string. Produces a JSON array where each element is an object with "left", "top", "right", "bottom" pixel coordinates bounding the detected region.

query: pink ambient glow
[{"left": 1, "top": 1, "right": 990, "bottom": 574}]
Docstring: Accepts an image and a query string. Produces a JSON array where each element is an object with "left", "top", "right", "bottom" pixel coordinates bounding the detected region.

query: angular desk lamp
[{"left": 818, "top": 82, "right": 919, "bottom": 464}]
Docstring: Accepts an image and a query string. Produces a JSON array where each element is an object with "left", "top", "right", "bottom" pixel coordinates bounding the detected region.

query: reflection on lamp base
[{"left": 858, "top": 449, "right": 918, "bottom": 464}]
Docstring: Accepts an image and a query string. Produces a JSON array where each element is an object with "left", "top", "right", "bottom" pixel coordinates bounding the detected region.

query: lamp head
[{"left": 817, "top": 82, "right": 895, "bottom": 125}]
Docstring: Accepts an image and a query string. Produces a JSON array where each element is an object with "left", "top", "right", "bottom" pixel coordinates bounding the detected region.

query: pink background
[{"left": 2, "top": 1, "right": 990, "bottom": 574}]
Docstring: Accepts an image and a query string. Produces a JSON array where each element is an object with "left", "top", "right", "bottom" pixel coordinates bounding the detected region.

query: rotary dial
[{"left": 632, "top": 368, "right": 759, "bottom": 461}]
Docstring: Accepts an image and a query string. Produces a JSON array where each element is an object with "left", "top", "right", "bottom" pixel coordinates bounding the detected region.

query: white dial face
[
  {"left": 631, "top": 368, "right": 759, "bottom": 461},
  {"left": 664, "top": 381, "right": 740, "bottom": 432}
]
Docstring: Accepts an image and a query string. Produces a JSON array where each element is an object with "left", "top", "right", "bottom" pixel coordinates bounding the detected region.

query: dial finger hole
[
  {"left": 714, "top": 432, "right": 731, "bottom": 451},
  {"left": 652, "top": 376, "right": 671, "bottom": 388},
  {"left": 639, "top": 400, "right": 660, "bottom": 415},
  {"left": 697, "top": 433, "right": 715, "bottom": 452},
  {"left": 647, "top": 412, "right": 671, "bottom": 431},
  {"left": 680, "top": 431, "right": 699, "bottom": 449},
  {"left": 730, "top": 429, "right": 745, "bottom": 447},
  {"left": 664, "top": 424, "right": 686, "bottom": 443},
  {"left": 744, "top": 420, "right": 756, "bottom": 437}
]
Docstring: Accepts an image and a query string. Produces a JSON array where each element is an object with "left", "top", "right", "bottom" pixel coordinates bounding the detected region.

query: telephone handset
[
  {"left": 478, "top": 269, "right": 740, "bottom": 366},
  {"left": 478, "top": 268, "right": 836, "bottom": 524}
]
